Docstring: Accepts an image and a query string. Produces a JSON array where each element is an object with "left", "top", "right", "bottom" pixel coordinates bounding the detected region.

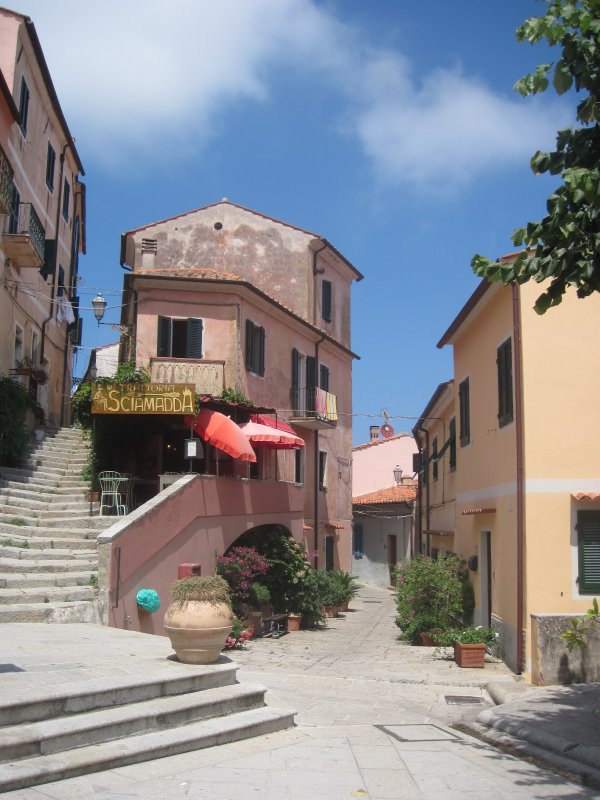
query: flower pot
[
  {"left": 287, "top": 613, "right": 301, "bottom": 632},
  {"left": 454, "top": 641, "right": 486, "bottom": 668},
  {"left": 339, "top": 600, "right": 349, "bottom": 613},
  {"left": 419, "top": 630, "right": 443, "bottom": 647},
  {"left": 322, "top": 605, "right": 338, "bottom": 618},
  {"left": 164, "top": 599, "right": 234, "bottom": 664}
]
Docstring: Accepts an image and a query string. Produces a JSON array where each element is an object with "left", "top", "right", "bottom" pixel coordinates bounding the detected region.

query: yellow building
[{"left": 418, "top": 264, "right": 600, "bottom": 682}]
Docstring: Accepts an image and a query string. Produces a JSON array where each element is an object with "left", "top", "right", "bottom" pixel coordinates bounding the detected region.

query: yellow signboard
[{"left": 92, "top": 384, "right": 195, "bottom": 415}]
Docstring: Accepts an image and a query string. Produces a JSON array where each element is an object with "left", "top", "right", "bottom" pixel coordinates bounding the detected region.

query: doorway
[
  {"left": 325, "top": 535, "right": 334, "bottom": 571},
  {"left": 387, "top": 534, "right": 397, "bottom": 586},
  {"left": 480, "top": 530, "right": 492, "bottom": 626}
]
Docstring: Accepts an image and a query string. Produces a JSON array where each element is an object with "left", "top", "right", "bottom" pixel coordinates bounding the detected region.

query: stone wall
[{"left": 531, "top": 613, "right": 600, "bottom": 686}]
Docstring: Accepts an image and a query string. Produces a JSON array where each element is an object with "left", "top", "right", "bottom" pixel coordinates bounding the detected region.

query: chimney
[{"left": 370, "top": 425, "right": 380, "bottom": 442}]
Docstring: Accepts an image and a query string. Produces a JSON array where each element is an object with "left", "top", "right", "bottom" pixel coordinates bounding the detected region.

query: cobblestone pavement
[{"left": 4, "top": 587, "right": 598, "bottom": 800}]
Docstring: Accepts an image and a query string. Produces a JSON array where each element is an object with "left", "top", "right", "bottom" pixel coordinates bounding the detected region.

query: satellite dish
[{"left": 381, "top": 423, "right": 394, "bottom": 438}]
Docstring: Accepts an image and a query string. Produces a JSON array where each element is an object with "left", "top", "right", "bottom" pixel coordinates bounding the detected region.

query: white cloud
[{"left": 17, "top": 0, "right": 569, "bottom": 187}]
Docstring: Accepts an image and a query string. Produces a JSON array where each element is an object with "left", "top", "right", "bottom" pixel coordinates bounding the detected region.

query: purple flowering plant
[{"left": 216, "top": 546, "right": 269, "bottom": 615}]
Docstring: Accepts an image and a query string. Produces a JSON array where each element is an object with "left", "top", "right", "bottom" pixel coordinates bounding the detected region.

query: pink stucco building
[{"left": 97, "top": 200, "right": 363, "bottom": 632}]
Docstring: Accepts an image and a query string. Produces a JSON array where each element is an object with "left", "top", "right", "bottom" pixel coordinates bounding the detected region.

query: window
[
  {"left": 46, "top": 143, "right": 56, "bottom": 191},
  {"left": 497, "top": 337, "right": 513, "bottom": 427},
  {"left": 319, "top": 450, "right": 327, "bottom": 490},
  {"left": 62, "top": 179, "right": 70, "bottom": 220},
  {"left": 291, "top": 348, "right": 317, "bottom": 413},
  {"left": 245, "top": 319, "right": 265, "bottom": 376},
  {"left": 18, "top": 77, "right": 29, "bottom": 136},
  {"left": 31, "top": 330, "right": 40, "bottom": 365},
  {"left": 319, "top": 363, "right": 329, "bottom": 392},
  {"left": 294, "top": 448, "right": 304, "bottom": 484},
  {"left": 322, "top": 279, "right": 332, "bottom": 322},
  {"left": 432, "top": 435, "right": 438, "bottom": 481},
  {"left": 353, "top": 523, "right": 364, "bottom": 558},
  {"left": 157, "top": 316, "right": 203, "bottom": 358},
  {"left": 449, "top": 417, "right": 456, "bottom": 471},
  {"left": 14, "top": 324, "right": 24, "bottom": 367},
  {"left": 459, "top": 378, "right": 470, "bottom": 446},
  {"left": 57, "top": 265, "right": 65, "bottom": 297},
  {"left": 8, "top": 183, "right": 20, "bottom": 234},
  {"left": 577, "top": 511, "right": 600, "bottom": 594}
]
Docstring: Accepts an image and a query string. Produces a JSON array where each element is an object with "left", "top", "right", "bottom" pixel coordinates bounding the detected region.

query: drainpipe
[
  {"left": 313, "top": 332, "right": 326, "bottom": 569},
  {"left": 512, "top": 284, "right": 525, "bottom": 675}
]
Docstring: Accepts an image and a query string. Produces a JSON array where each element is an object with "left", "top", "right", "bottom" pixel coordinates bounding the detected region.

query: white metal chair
[{"left": 98, "top": 471, "right": 128, "bottom": 516}]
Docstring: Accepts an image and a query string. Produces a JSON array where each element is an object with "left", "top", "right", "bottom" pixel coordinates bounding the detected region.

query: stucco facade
[
  {"left": 0, "top": 8, "right": 85, "bottom": 427},
  {"left": 419, "top": 271, "right": 600, "bottom": 681},
  {"left": 116, "top": 200, "right": 361, "bottom": 573}
]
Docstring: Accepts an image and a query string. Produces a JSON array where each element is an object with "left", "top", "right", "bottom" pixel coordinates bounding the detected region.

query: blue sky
[{"left": 18, "top": 0, "right": 572, "bottom": 444}]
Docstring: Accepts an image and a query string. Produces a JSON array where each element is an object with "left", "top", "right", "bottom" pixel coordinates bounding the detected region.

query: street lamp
[
  {"left": 393, "top": 465, "right": 403, "bottom": 485},
  {"left": 91, "top": 293, "right": 107, "bottom": 325}
]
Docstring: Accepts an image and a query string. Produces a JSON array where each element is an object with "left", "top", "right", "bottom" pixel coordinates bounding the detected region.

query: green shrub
[
  {"left": 249, "top": 582, "right": 271, "bottom": 608},
  {"left": 330, "top": 570, "right": 360, "bottom": 604},
  {"left": 395, "top": 555, "right": 464, "bottom": 644},
  {"left": 436, "top": 625, "right": 497, "bottom": 647},
  {"left": 0, "top": 376, "right": 44, "bottom": 467}
]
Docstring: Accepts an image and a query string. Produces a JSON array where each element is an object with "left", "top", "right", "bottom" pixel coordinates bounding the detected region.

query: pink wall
[
  {"left": 352, "top": 433, "right": 418, "bottom": 497},
  {"left": 98, "top": 473, "right": 305, "bottom": 636}
]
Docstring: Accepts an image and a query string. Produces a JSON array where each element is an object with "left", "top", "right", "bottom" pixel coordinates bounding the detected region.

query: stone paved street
[{"left": 3, "top": 587, "right": 598, "bottom": 800}]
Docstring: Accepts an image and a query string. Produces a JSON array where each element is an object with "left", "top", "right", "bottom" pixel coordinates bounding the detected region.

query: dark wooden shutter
[
  {"left": 57, "top": 265, "right": 65, "bottom": 297},
  {"left": 306, "top": 355, "right": 317, "bottom": 412},
  {"left": 497, "top": 338, "right": 513, "bottom": 427},
  {"left": 432, "top": 436, "right": 438, "bottom": 481},
  {"left": 459, "top": 378, "right": 470, "bottom": 446},
  {"left": 186, "top": 318, "right": 203, "bottom": 358},
  {"left": 40, "top": 238, "right": 56, "bottom": 280},
  {"left": 322, "top": 279, "right": 332, "bottom": 322},
  {"left": 320, "top": 364, "right": 329, "bottom": 391},
  {"left": 9, "top": 184, "right": 20, "bottom": 233},
  {"left": 19, "top": 78, "right": 29, "bottom": 135},
  {"left": 291, "top": 348, "right": 300, "bottom": 411},
  {"left": 157, "top": 316, "right": 171, "bottom": 357},
  {"left": 245, "top": 319, "right": 254, "bottom": 370},
  {"left": 578, "top": 511, "right": 600, "bottom": 593},
  {"left": 449, "top": 417, "right": 456, "bottom": 470},
  {"left": 258, "top": 326, "right": 265, "bottom": 376}
]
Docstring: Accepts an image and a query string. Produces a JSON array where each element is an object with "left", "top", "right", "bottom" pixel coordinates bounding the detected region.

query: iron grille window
[
  {"left": 577, "top": 511, "right": 600, "bottom": 594},
  {"left": 157, "top": 316, "right": 203, "bottom": 358},
  {"left": 46, "top": 143, "right": 56, "bottom": 191},
  {"left": 497, "top": 338, "right": 514, "bottom": 427},
  {"left": 322, "top": 279, "right": 332, "bottom": 322},
  {"left": 459, "top": 378, "right": 470, "bottom": 447},
  {"left": 245, "top": 319, "right": 265, "bottom": 376}
]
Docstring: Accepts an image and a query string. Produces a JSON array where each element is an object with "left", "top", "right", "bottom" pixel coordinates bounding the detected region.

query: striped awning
[{"left": 461, "top": 507, "right": 496, "bottom": 516}]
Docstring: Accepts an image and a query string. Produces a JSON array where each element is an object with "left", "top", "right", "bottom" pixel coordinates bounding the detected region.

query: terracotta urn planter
[
  {"left": 164, "top": 576, "right": 234, "bottom": 664},
  {"left": 287, "top": 613, "right": 301, "bottom": 632},
  {"left": 454, "top": 641, "right": 486, "bottom": 668}
]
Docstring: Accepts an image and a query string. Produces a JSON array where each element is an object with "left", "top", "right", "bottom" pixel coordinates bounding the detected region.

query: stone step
[
  {"left": 0, "top": 584, "right": 96, "bottom": 604},
  {"left": 0, "top": 683, "right": 266, "bottom": 761},
  {"left": 0, "top": 600, "right": 101, "bottom": 624},
  {"left": 0, "top": 521, "right": 99, "bottom": 539},
  {"left": 0, "top": 493, "right": 51, "bottom": 511},
  {"left": 0, "top": 705, "right": 293, "bottom": 792},
  {"left": 0, "top": 514, "right": 108, "bottom": 531},
  {"left": 0, "top": 469, "right": 59, "bottom": 488},
  {"left": 0, "top": 571, "right": 97, "bottom": 589},
  {"left": 0, "top": 492, "right": 88, "bottom": 511},
  {"left": 0, "top": 556, "right": 97, "bottom": 574},
  {"left": 0, "top": 536, "right": 96, "bottom": 552},
  {"left": 0, "top": 543, "right": 96, "bottom": 560}
]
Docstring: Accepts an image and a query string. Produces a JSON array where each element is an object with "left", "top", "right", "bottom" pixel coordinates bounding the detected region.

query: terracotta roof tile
[
  {"left": 136, "top": 266, "right": 244, "bottom": 282},
  {"left": 352, "top": 433, "right": 412, "bottom": 452},
  {"left": 353, "top": 484, "right": 417, "bottom": 505}
]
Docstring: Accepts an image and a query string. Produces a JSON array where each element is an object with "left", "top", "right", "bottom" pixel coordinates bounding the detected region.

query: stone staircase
[
  {"left": 0, "top": 650, "right": 294, "bottom": 792},
  {"left": 0, "top": 427, "right": 112, "bottom": 623}
]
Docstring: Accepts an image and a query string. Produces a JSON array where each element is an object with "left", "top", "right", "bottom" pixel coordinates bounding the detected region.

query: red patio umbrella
[
  {"left": 184, "top": 411, "right": 256, "bottom": 462},
  {"left": 239, "top": 420, "right": 304, "bottom": 449}
]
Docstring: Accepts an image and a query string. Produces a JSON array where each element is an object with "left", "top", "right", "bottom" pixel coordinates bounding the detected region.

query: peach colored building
[
  {"left": 97, "top": 200, "right": 362, "bottom": 630},
  {"left": 416, "top": 267, "right": 600, "bottom": 682},
  {"left": 0, "top": 8, "right": 85, "bottom": 428},
  {"left": 352, "top": 426, "right": 418, "bottom": 496}
]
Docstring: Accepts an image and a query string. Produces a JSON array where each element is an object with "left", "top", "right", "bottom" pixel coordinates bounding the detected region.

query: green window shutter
[
  {"left": 320, "top": 364, "right": 329, "bottom": 392},
  {"left": 245, "top": 319, "right": 254, "bottom": 370},
  {"left": 186, "top": 318, "right": 203, "bottom": 358},
  {"left": 19, "top": 78, "right": 29, "bottom": 135},
  {"left": 157, "top": 316, "right": 171, "bottom": 357},
  {"left": 449, "top": 417, "right": 456, "bottom": 470},
  {"left": 322, "top": 279, "right": 332, "bottom": 322},
  {"left": 306, "top": 355, "right": 317, "bottom": 412},
  {"left": 497, "top": 338, "right": 513, "bottom": 427},
  {"left": 291, "top": 348, "right": 300, "bottom": 410},
  {"left": 578, "top": 511, "right": 600, "bottom": 594},
  {"left": 258, "top": 326, "right": 265, "bottom": 376},
  {"left": 432, "top": 436, "right": 438, "bottom": 481},
  {"left": 40, "top": 238, "right": 56, "bottom": 280},
  {"left": 57, "top": 265, "right": 65, "bottom": 297},
  {"left": 459, "top": 378, "right": 470, "bottom": 446}
]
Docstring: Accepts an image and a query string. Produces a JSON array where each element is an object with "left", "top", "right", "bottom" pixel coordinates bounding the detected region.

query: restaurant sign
[{"left": 92, "top": 383, "right": 195, "bottom": 415}]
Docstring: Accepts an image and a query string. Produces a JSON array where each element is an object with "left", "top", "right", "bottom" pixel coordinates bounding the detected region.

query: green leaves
[
  {"left": 560, "top": 598, "right": 599, "bottom": 651},
  {"left": 472, "top": 0, "right": 600, "bottom": 314}
]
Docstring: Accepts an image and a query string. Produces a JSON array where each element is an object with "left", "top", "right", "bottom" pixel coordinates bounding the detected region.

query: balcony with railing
[
  {"left": 3, "top": 202, "right": 45, "bottom": 268},
  {"left": 0, "top": 146, "right": 14, "bottom": 215},
  {"left": 149, "top": 358, "right": 225, "bottom": 395},
  {"left": 290, "top": 386, "right": 338, "bottom": 429}
]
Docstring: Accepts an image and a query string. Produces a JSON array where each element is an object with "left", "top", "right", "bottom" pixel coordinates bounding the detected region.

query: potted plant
[
  {"left": 330, "top": 570, "right": 360, "bottom": 612},
  {"left": 394, "top": 555, "right": 464, "bottom": 644},
  {"left": 163, "top": 575, "right": 234, "bottom": 664},
  {"left": 295, "top": 570, "right": 326, "bottom": 628},
  {"left": 438, "top": 625, "right": 497, "bottom": 668}
]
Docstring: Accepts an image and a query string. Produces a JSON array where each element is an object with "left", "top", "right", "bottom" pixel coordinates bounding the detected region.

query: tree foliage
[{"left": 472, "top": 0, "right": 600, "bottom": 314}]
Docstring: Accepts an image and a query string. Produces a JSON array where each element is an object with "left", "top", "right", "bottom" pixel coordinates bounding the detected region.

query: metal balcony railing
[
  {"left": 291, "top": 386, "right": 338, "bottom": 424},
  {"left": 0, "top": 146, "right": 13, "bottom": 215},
  {"left": 5, "top": 202, "right": 45, "bottom": 265}
]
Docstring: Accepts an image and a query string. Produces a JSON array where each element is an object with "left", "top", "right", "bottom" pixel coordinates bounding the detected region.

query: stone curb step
[
  {"left": 0, "top": 705, "right": 294, "bottom": 792},
  {"left": 0, "top": 661, "right": 239, "bottom": 725},
  {"left": 0, "top": 683, "right": 267, "bottom": 761},
  {"left": 0, "top": 584, "right": 96, "bottom": 605},
  {"left": 0, "top": 599, "right": 101, "bottom": 624},
  {"left": 0, "top": 571, "right": 98, "bottom": 589},
  {"left": 0, "top": 557, "right": 97, "bottom": 574}
]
